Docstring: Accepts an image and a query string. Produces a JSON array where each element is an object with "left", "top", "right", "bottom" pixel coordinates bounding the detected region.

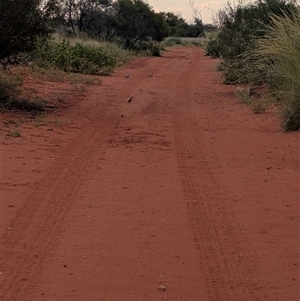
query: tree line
[{"left": 0, "top": 0, "right": 209, "bottom": 60}]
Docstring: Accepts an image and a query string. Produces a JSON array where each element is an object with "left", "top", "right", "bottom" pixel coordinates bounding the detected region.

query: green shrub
[
  {"left": 162, "top": 37, "right": 185, "bottom": 47},
  {"left": 1, "top": 97, "right": 46, "bottom": 112},
  {"left": 206, "top": 38, "right": 222, "bottom": 58},
  {"left": 0, "top": 71, "right": 22, "bottom": 97},
  {"left": 169, "top": 37, "right": 184, "bottom": 45},
  {"left": 7, "top": 129, "right": 21, "bottom": 137},
  {"left": 245, "top": 8, "right": 300, "bottom": 131},
  {"left": 0, "top": 70, "right": 45, "bottom": 112},
  {"left": 206, "top": 0, "right": 296, "bottom": 84},
  {"left": 250, "top": 99, "right": 270, "bottom": 114},
  {"left": 282, "top": 100, "right": 300, "bottom": 131},
  {"left": 100, "top": 42, "right": 133, "bottom": 64},
  {"left": 36, "top": 39, "right": 117, "bottom": 75},
  {"left": 125, "top": 39, "right": 162, "bottom": 56},
  {"left": 235, "top": 87, "right": 253, "bottom": 105},
  {"left": 149, "top": 42, "right": 161, "bottom": 57},
  {"left": 0, "top": 70, "right": 22, "bottom": 106}
]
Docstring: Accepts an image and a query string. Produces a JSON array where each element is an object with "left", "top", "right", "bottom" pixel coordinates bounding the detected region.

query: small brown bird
[{"left": 125, "top": 73, "right": 130, "bottom": 78}]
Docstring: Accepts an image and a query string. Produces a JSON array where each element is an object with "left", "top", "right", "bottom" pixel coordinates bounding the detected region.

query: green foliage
[
  {"left": 206, "top": 38, "right": 222, "bottom": 58},
  {"left": 0, "top": 71, "right": 22, "bottom": 108},
  {"left": 282, "top": 100, "right": 300, "bottom": 131},
  {"left": 44, "top": 0, "right": 115, "bottom": 39},
  {"left": 7, "top": 129, "right": 22, "bottom": 138},
  {"left": 162, "top": 36, "right": 208, "bottom": 48},
  {"left": 112, "top": 0, "right": 170, "bottom": 49},
  {"left": 248, "top": 8, "right": 300, "bottom": 131},
  {"left": 100, "top": 42, "right": 133, "bottom": 63},
  {"left": 162, "top": 37, "right": 186, "bottom": 47},
  {"left": 0, "top": 71, "right": 46, "bottom": 112},
  {"left": 206, "top": 0, "right": 296, "bottom": 84},
  {"left": 1, "top": 97, "right": 46, "bottom": 112},
  {"left": 235, "top": 87, "right": 253, "bottom": 105},
  {"left": 160, "top": 12, "right": 206, "bottom": 38},
  {"left": 36, "top": 39, "right": 117, "bottom": 75},
  {"left": 231, "top": 6, "right": 300, "bottom": 131},
  {"left": 148, "top": 41, "right": 162, "bottom": 57},
  {"left": 52, "top": 33, "right": 133, "bottom": 64},
  {"left": 0, "top": 0, "right": 50, "bottom": 60},
  {"left": 235, "top": 86, "right": 270, "bottom": 114},
  {"left": 250, "top": 99, "right": 269, "bottom": 114}
]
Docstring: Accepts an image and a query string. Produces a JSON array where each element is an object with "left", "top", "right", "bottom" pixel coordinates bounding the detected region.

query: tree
[
  {"left": 189, "top": 1, "right": 205, "bottom": 37},
  {"left": 160, "top": 12, "right": 187, "bottom": 36},
  {"left": 112, "top": 0, "right": 169, "bottom": 48},
  {"left": 160, "top": 11, "right": 205, "bottom": 37},
  {"left": 0, "top": 0, "right": 50, "bottom": 59},
  {"left": 68, "top": 0, "right": 113, "bottom": 35},
  {"left": 42, "top": 0, "right": 114, "bottom": 37}
]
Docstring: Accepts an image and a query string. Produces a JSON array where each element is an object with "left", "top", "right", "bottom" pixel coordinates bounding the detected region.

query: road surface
[{"left": 1, "top": 47, "right": 299, "bottom": 300}]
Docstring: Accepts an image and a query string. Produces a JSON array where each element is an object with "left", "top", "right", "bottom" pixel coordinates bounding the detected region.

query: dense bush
[
  {"left": 36, "top": 39, "right": 117, "bottom": 75},
  {"left": 207, "top": 0, "right": 299, "bottom": 131},
  {"left": 224, "top": 6, "right": 299, "bottom": 131},
  {"left": 0, "top": 71, "right": 45, "bottom": 112},
  {"left": 0, "top": 72, "right": 21, "bottom": 106},
  {"left": 206, "top": 0, "right": 296, "bottom": 84},
  {"left": 147, "top": 41, "right": 162, "bottom": 57},
  {"left": 0, "top": 0, "right": 50, "bottom": 60},
  {"left": 246, "top": 9, "right": 300, "bottom": 131},
  {"left": 162, "top": 37, "right": 187, "bottom": 47},
  {"left": 112, "top": 0, "right": 170, "bottom": 49}
]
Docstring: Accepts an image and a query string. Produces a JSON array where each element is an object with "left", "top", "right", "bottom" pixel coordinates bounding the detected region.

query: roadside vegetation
[
  {"left": 206, "top": 0, "right": 300, "bottom": 131},
  {"left": 35, "top": 39, "right": 117, "bottom": 75},
  {"left": 0, "top": 68, "right": 46, "bottom": 112}
]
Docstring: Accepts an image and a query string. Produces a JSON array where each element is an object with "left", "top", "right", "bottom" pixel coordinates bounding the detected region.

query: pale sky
[{"left": 147, "top": 0, "right": 227, "bottom": 24}]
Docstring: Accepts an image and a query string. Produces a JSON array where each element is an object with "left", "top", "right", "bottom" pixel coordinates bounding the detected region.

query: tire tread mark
[
  {"left": 173, "top": 51, "right": 269, "bottom": 301},
  {"left": 1, "top": 57, "right": 176, "bottom": 300}
]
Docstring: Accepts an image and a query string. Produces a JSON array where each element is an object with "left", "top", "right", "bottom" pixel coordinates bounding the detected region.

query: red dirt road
[{"left": 1, "top": 47, "right": 299, "bottom": 301}]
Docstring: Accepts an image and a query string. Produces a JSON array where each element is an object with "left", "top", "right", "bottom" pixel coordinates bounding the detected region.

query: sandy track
[{"left": 1, "top": 47, "right": 299, "bottom": 300}]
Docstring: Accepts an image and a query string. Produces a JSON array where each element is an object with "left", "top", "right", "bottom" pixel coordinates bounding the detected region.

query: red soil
[{"left": 1, "top": 47, "right": 299, "bottom": 301}]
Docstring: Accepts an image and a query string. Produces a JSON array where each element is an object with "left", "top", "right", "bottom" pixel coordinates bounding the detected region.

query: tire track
[
  {"left": 1, "top": 111, "right": 115, "bottom": 300},
  {"left": 1, "top": 56, "right": 176, "bottom": 300},
  {"left": 172, "top": 50, "right": 269, "bottom": 301}
]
